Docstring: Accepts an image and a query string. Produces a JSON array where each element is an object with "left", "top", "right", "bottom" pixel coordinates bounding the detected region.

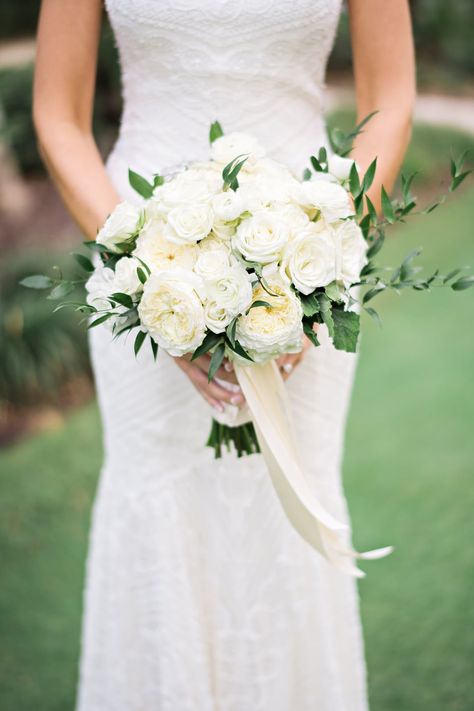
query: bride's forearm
[{"left": 35, "top": 119, "right": 121, "bottom": 240}]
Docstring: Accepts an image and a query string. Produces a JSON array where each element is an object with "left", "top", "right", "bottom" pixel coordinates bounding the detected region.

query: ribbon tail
[{"left": 234, "top": 361, "right": 392, "bottom": 577}]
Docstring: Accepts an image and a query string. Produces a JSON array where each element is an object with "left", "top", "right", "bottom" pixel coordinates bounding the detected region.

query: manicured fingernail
[
  {"left": 224, "top": 362, "right": 233, "bottom": 372},
  {"left": 282, "top": 363, "right": 293, "bottom": 374},
  {"left": 230, "top": 394, "right": 244, "bottom": 405},
  {"left": 213, "top": 402, "right": 224, "bottom": 413}
]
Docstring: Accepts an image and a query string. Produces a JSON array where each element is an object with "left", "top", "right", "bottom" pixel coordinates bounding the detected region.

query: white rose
[
  {"left": 297, "top": 179, "right": 354, "bottom": 223},
  {"left": 204, "top": 265, "right": 253, "bottom": 333},
  {"left": 235, "top": 278, "right": 303, "bottom": 362},
  {"left": 165, "top": 203, "right": 214, "bottom": 244},
  {"left": 332, "top": 220, "right": 368, "bottom": 287},
  {"left": 212, "top": 190, "right": 245, "bottom": 222},
  {"left": 327, "top": 154, "right": 357, "bottom": 182},
  {"left": 280, "top": 223, "right": 336, "bottom": 294},
  {"left": 211, "top": 132, "right": 265, "bottom": 167},
  {"left": 96, "top": 201, "right": 141, "bottom": 252},
  {"left": 133, "top": 220, "right": 198, "bottom": 272},
  {"left": 85, "top": 265, "right": 116, "bottom": 313},
  {"left": 138, "top": 269, "right": 206, "bottom": 356},
  {"left": 194, "top": 248, "right": 230, "bottom": 281},
  {"left": 232, "top": 212, "right": 288, "bottom": 264},
  {"left": 112, "top": 256, "right": 143, "bottom": 295}
]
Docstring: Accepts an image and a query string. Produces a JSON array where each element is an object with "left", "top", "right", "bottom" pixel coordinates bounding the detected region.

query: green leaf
[
  {"left": 318, "top": 147, "right": 327, "bottom": 164},
  {"left": 134, "top": 330, "right": 147, "bottom": 356},
  {"left": 381, "top": 186, "right": 395, "bottom": 223},
  {"left": 208, "top": 342, "right": 225, "bottom": 382},
  {"left": 128, "top": 168, "right": 154, "bottom": 199},
  {"left": 46, "top": 281, "right": 76, "bottom": 300},
  {"left": 246, "top": 300, "right": 272, "bottom": 313},
  {"left": 362, "top": 158, "right": 377, "bottom": 193},
  {"left": 136, "top": 267, "right": 147, "bottom": 284},
  {"left": 300, "top": 292, "right": 320, "bottom": 317},
  {"left": 449, "top": 171, "right": 471, "bottom": 192},
  {"left": 89, "top": 313, "right": 114, "bottom": 328},
  {"left": 366, "top": 230, "right": 384, "bottom": 259},
  {"left": 303, "top": 320, "right": 320, "bottom": 347},
  {"left": 317, "top": 293, "right": 334, "bottom": 337},
  {"left": 359, "top": 213, "right": 371, "bottom": 240},
  {"left": 227, "top": 339, "right": 254, "bottom": 362},
  {"left": 325, "top": 281, "right": 344, "bottom": 302},
  {"left": 153, "top": 173, "right": 164, "bottom": 188},
  {"left": 363, "top": 284, "right": 386, "bottom": 303},
  {"left": 364, "top": 306, "right": 382, "bottom": 327},
  {"left": 222, "top": 155, "right": 248, "bottom": 191},
  {"left": 73, "top": 253, "right": 94, "bottom": 272},
  {"left": 110, "top": 292, "right": 134, "bottom": 309},
  {"left": 225, "top": 318, "right": 237, "bottom": 348},
  {"left": 443, "top": 268, "right": 462, "bottom": 284},
  {"left": 331, "top": 307, "right": 360, "bottom": 352},
  {"left": 209, "top": 120, "right": 224, "bottom": 144},
  {"left": 150, "top": 338, "right": 159, "bottom": 360},
  {"left": 302, "top": 167, "right": 312, "bottom": 181},
  {"left": 20, "top": 274, "right": 54, "bottom": 289},
  {"left": 310, "top": 155, "right": 323, "bottom": 172},
  {"left": 451, "top": 275, "right": 474, "bottom": 291},
  {"left": 349, "top": 161, "right": 361, "bottom": 197},
  {"left": 366, "top": 195, "right": 377, "bottom": 224},
  {"left": 191, "top": 331, "right": 223, "bottom": 360}
]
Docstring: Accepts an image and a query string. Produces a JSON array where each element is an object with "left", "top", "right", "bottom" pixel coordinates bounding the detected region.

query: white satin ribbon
[{"left": 233, "top": 360, "right": 393, "bottom": 577}]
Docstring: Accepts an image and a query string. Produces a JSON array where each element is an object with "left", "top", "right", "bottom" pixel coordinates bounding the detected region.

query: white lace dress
[{"left": 76, "top": 1, "right": 369, "bottom": 709}]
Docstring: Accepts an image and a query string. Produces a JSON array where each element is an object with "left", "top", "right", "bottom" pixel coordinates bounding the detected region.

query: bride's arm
[
  {"left": 33, "top": 0, "right": 121, "bottom": 239},
  {"left": 348, "top": 0, "right": 416, "bottom": 208}
]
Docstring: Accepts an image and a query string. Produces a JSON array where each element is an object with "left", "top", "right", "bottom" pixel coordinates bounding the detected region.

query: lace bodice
[{"left": 104, "top": 0, "right": 343, "bottom": 191}]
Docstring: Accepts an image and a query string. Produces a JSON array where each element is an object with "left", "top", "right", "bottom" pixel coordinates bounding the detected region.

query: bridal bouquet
[
  {"left": 22, "top": 120, "right": 472, "bottom": 461},
  {"left": 22, "top": 119, "right": 472, "bottom": 574}
]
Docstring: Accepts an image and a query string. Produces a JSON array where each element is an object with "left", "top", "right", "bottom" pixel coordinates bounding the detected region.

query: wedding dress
[{"left": 76, "top": 1, "right": 370, "bottom": 709}]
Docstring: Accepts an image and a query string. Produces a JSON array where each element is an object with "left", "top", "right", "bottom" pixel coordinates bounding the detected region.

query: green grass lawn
[{"left": 1, "top": 185, "right": 473, "bottom": 710}]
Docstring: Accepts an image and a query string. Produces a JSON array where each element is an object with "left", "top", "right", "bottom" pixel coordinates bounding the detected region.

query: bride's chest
[{"left": 105, "top": 0, "right": 343, "bottom": 59}]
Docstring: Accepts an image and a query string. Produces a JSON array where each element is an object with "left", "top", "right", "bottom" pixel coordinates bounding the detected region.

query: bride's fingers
[
  {"left": 191, "top": 354, "right": 240, "bottom": 387},
  {"left": 176, "top": 357, "right": 245, "bottom": 408}
]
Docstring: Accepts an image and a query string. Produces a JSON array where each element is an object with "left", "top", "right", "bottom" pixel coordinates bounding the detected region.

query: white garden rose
[
  {"left": 204, "top": 265, "right": 253, "bottom": 333},
  {"left": 280, "top": 223, "right": 336, "bottom": 294},
  {"left": 211, "top": 132, "right": 265, "bottom": 167},
  {"left": 212, "top": 190, "right": 245, "bottom": 222},
  {"left": 134, "top": 220, "right": 198, "bottom": 272},
  {"left": 297, "top": 179, "right": 354, "bottom": 223},
  {"left": 165, "top": 203, "right": 214, "bottom": 244},
  {"left": 96, "top": 201, "right": 141, "bottom": 252},
  {"left": 138, "top": 269, "right": 206, "bottom": 356},
  {"left": 332, "top": 220, "right": 368, "bottom": 287},
  {"left": 85, "top": 259, "right": 141, "bottom": 331},
  {"left": 235, "top": 278, "right": 303, "bottom": 362},
  {"left": 151, "top": 172, "right": 215, "bottom": 218},
  {"left": 194, "top": 248, "right": 230, "bottom": 280},
  {"left": 327, "top": 154, "right": 357, "bottom": 182},
  {"left": 233, "top": 212, "right": 288, "bottom": 264}
]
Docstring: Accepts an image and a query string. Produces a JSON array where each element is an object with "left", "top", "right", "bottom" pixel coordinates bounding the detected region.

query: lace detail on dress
[{"left": 75, "top": 2, "right": 370, "bottom": 710}]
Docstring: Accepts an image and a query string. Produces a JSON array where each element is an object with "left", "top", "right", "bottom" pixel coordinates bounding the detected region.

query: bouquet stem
[{"left": 206, "top": 418, "right": 261, "bottom": 459}]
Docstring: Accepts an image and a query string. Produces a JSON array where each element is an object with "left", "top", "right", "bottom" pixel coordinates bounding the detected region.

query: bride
[{"left": 33, "top": 1, "right": 415, "bottom": 709}]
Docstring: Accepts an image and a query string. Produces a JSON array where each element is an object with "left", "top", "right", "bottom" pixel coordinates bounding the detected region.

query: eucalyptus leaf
[
  {"left": 150, "top": 338, "right": 159, "bottom": 360},
  {"left": 191, "top": 331, "right": 223, "bottom": 360},
  {"left": 134, "top": 330, "right": 147, "bottom": 356},
  {"left": 46, "top": 281, "right": 76, "bottom": 300},
  {"left": 209, "top": 120, "right": 224, "bottom": 144},
  {"left": 20, "top": 274, "right": 54, "bottom": 289},
  {"left": 451, "top": 275, "right": 474, "bottom": 291},
  {"left": 89, "top": 313, "right": 114, "bottom": 328},
  {"left": 110, "top": 292, "right": 134, "bottom": 309},
  {"left": 73, "top": 253, "right": 94, "bottom": 272},
  {"left": 381, "top": 186, "right": 395, "bottom": 223},
  {"left": 208, "top": 342, "right": 225, "bottom": 382}
]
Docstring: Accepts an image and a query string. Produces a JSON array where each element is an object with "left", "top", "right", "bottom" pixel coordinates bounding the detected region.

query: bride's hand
[
  {"left": 276, "top": 330, "right": 316, "bottom": 381},
  {"left": 173, "top": 353, "right": 245, "bottom": 413}
]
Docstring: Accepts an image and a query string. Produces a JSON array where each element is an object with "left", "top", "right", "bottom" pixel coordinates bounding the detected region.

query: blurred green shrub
[
  {"left": 0, "top": 1, "right": 38, "bottom": 39},
  {"left": 0, "top": 253, "right": 90, "bottom": 407},
  {"left": 330, "top": 0, "right": 474, "bottom": 88}
]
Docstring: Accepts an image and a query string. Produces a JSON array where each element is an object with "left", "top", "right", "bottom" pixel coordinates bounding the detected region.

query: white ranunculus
[
  {"left": 327, "top": 154, "right": 357, "bottom": 182},
  {"left": 96, "top": 201, "right": 141, "bottom": 252},
  {"left": 280, "top": 223, "right": 336, "bottom": 294},
  {"left": 194, "top": 248, "right": 230, "bottom": 281},
  {"left": 211, "top": 132, "right": 265, "bottom": 167},
  {"left": 165, "top": 203, "right": 214, "bottom": 244},
  {"left": 212, "top": 190, "right": 245, "bottom": 222},
  {"left": 138, "top": 269, "right": 206, "bottom": 357},
  {"left": 235, "top": 278, "right": 303, "bottom": 362},
  {"left": 232, "top": 212, "right": 288, "bottom": 264},
  {"left": 297, "top": 179, "right": 354, "bottom": 223},
  {"left": 133, "top": 220, "right": 198, "bottom": 272},
  {"left": 332, "top": 219, "right": 368, "bottom": 287}
]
